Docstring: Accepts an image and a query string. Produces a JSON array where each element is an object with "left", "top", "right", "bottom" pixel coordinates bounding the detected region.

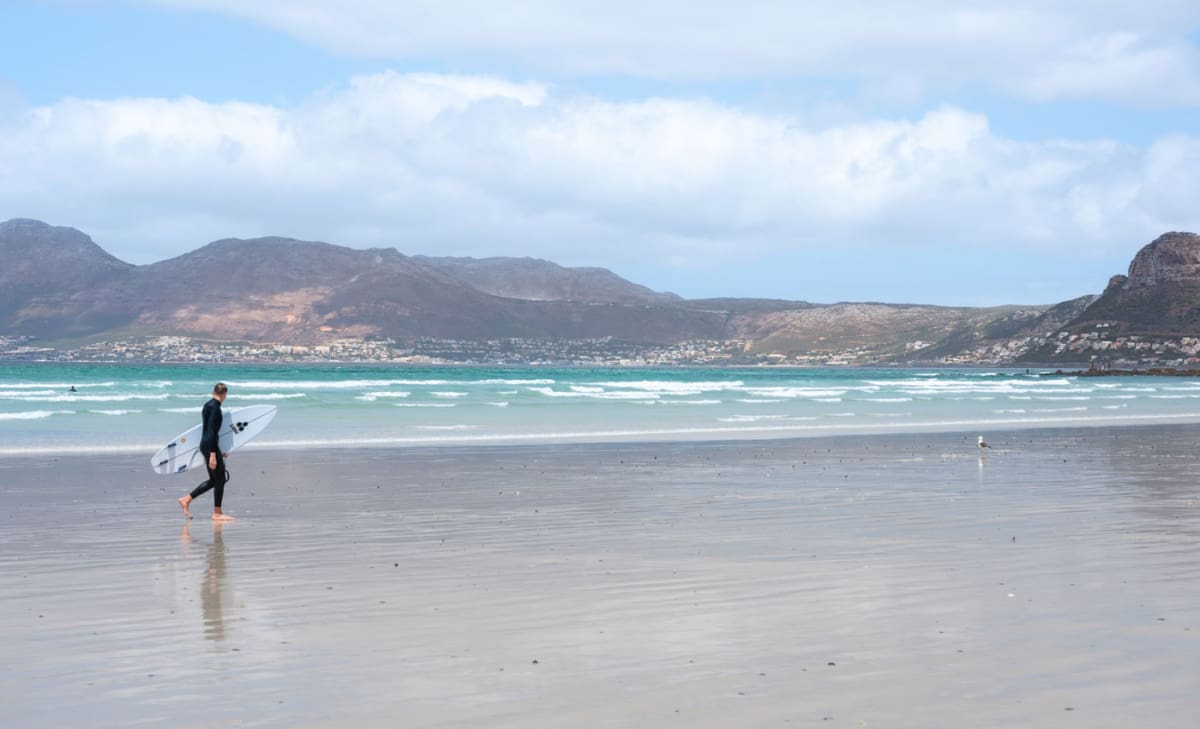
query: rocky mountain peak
[
  {"left": 0, "top": 218, "right": 128, "bottom": 264},
  {"left": 1122, "top": 232, "right": 1200, "bottom": 289},
  {"left": 0, "top": 218, "right": 132, "bottom": 290},
  {"left": 1062, "top": 231, "right": 1200, "bottom": 337}
]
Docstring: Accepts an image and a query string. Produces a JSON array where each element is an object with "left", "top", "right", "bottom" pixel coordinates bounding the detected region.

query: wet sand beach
[{"left": 2, "top": 425, "right": 1199, "bottom": 727}]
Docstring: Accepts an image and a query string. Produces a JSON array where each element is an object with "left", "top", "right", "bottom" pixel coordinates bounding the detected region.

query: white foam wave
[
  {"left": 744, "top": 387, "right": 847, "bottom": 399},
  {"left": 0, "top": 381, "right": 117, "bottom": 389},
  {"left": 864, "top": 397, "right": 912, "bottom": 403},
  {"left": 356, "top": 391, "right": 412, "bottom": 402},
  {"left": 486, "top": 402, "right": 510, "bottom": 407},
  {"left": 471, "top": 379, "right": 555, "bottom": 385},
  {"left": 661, "top": 399, "right": 722, "bottom": 405},
  {"left": 528, "top": 386, "right": 658, "bottom": 400},
  {"left": 414, "top": 425, "right": 477, "bottom": 431},
  {"left": 1150, "top": 395, "right": 1186, "bottom": 399},
  {"left": 5, "top": 393, "right": 171, "bottom": 403},
  {"left": 0, "top": 409, "right": 74, "bottom": 420},
  {"left": 227, "top": 379, "right": 451, "bottom": 389},
  {"left": 873, "top": 377, "right": 1077, "bottom": 388},
  {"left": 431, "top": 391, "right": 469, "bottom": 398},
  {"left": 159, "top": 407, "right": 201, "bottom": 414},
  {"left": 395, "top": 403, "right": 457, "bottom": 408},
  {"left": 589, "top": 380, "right": 745, "bottom": 395},
  {"left": 230, "top": 392, "right": 307, "bottom": 400},
  {"left": 885, "top": 376, "right": 1095, "bottom": 398},
  {"left": 90, "top": 409, "right": 143, "bottom": 416},
  {"left": 814, "top": 398, "right": 843, "bottom": 403},
  {"left": 900, "top": 386, "right": 1095, "bottom": 397},
  {"left": 717, "top": 414, "right": 789, "bottom": 423},
  {"left": 1033, "top": 407, "right": 1089, "bottom": 413},
  {"left": 737, "top": 399, "right": 783, "bottom": 404}
]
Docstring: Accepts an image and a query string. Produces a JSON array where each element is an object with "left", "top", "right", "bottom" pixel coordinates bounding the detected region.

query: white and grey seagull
[{"left": 978, "top": 435, "right": 992, "bottom": 450}]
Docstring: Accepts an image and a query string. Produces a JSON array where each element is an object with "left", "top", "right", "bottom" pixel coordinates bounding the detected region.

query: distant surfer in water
[{"left": 178, "top": 383, "right": 234, "bottom": 521}]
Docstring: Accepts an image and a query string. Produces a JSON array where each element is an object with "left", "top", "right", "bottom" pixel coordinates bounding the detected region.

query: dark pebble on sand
[{"left": 827, "top": 662, "right": 835, "bottom": 666}]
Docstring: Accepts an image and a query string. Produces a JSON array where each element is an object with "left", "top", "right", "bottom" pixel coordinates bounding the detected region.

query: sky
[{"left": 2, "top": 1, "right": 1199, "bottom": 306}]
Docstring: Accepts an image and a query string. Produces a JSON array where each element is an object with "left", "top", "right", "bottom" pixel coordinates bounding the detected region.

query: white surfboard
[{"left": 150, "top": 404, "right": 278, "bottom": 475}]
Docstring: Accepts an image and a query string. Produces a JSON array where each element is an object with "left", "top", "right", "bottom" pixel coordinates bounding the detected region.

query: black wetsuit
[{"left": 188, "top": 398, "right": 226, "bottom": 507}]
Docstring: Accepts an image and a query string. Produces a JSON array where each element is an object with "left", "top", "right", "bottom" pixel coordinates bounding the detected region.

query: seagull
[{"left": 978, "top": 435, "right": 992, "bottom": 450}]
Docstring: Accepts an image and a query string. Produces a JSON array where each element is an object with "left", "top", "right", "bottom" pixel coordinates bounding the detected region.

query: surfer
[{"left": 178, "top": 383, "right": 235, "bottom": 521}]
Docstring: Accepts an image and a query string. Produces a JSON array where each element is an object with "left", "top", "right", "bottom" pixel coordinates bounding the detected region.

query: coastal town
[
  {"left": 5, "top": 327, "right": 1200, "bottom": 368},
  {"left": 0, "top": 334, "right": 749, "bottom": 366}
]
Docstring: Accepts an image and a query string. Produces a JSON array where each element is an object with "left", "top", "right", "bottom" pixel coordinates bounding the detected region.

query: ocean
[{"left": 2, "top": 362, "right": 1199, "bottom": 456}]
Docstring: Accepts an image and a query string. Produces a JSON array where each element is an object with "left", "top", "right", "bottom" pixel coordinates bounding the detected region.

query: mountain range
[{"left": 3, "top": 217, "right": 1198, "bottom": 364}]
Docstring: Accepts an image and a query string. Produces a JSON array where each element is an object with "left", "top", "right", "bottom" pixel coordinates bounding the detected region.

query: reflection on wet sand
[{"left": 181, "top": 522, "right": 231, "bottom": 643}]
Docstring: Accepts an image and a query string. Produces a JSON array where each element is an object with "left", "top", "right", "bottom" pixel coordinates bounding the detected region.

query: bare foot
[
  {"left": 178, "top": 496, "right": 192, "bottom": 519},
  {"left": 212, "top": 512, "right": 236, "bottom": 522}
]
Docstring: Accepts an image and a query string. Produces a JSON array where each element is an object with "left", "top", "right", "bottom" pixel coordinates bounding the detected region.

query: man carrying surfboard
[{"left": 177, "top": 383, "right": 235, "bottom": 521}]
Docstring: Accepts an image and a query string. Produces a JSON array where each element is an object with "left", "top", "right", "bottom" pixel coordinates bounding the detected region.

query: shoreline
[
  {"left": 1069, "top": 366, "right": 1200, "bottom": 377},
  {"left": 5, "top": 409, "right": 1200, "bottom": 459}
]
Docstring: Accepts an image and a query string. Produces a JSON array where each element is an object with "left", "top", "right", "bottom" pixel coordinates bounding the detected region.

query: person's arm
[{"left": 202, "top": 402, "right": 219, "bottom": 469}]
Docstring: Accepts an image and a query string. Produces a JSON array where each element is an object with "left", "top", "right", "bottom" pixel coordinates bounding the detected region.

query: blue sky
[{"left": 2, "top": 0, "right": 1199, "bottom": 305}]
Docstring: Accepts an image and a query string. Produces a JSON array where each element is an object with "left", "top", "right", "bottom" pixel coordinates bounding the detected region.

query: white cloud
[
  {"left": 1, "top": 71, "right": 1196, "bottom": 271},
  {"left": 135, "top": 0, "right": 1200, "bottom": 106}
]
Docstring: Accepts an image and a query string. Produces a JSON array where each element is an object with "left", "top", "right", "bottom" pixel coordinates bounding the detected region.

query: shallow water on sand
[{"left": 2, "top": 425, "right": 1199, "bottom": 727}]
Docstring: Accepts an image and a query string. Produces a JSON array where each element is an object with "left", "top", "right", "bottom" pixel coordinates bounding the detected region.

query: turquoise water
[{"left": 2, "top": 362, "right": 1199, "bottom": 456}]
